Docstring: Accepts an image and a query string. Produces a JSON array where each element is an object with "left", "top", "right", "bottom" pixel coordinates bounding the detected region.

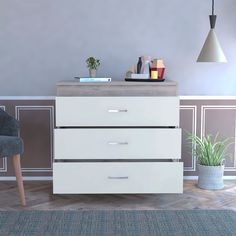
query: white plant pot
[
  {"left": 197, "top": 164, "right": 224, "bottom": 190},
  {"left": 89, "top": 69, "right": 96, "bottom": 78}
]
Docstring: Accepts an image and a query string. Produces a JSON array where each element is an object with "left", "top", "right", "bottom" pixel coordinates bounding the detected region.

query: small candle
[{"left": 151, "top": 69, "right": 158, "bottom": 79}]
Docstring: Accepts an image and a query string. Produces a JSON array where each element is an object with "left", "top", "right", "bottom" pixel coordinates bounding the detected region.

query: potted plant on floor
[
  {"left": 86, "top": 57, "right": 100, "bottom": 78},
  {"left": 187, "top": 133, "right": 233, "bottom": 190}
]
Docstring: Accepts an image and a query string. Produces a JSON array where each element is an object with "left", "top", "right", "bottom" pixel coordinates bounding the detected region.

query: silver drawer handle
[
  {"left": 108, "top": 109, "right": 128, "bottom": 113},
  {"left": 108, "top": 176, "right": 129, "bottom": 180},
  {"left": 108, "top": 142, "right": 128, "bottom": 145}
]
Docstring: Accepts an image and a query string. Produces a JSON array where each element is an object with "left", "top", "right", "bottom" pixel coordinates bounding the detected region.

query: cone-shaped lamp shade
[{"left": 197, "top": 29, "right": 227, "bottom": 62}]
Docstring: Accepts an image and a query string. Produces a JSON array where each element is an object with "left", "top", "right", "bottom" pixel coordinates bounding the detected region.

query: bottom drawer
[{"left": 53, "top": 162, "right": 183, "bottom": 194}]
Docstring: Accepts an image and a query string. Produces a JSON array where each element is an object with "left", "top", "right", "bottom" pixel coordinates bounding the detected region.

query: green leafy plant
[
  {"left": 86, "top": 57, "right": 100, "bottom": 70},
  {"left": 187, "top": 133, "right": 233, "bottom": 166}
]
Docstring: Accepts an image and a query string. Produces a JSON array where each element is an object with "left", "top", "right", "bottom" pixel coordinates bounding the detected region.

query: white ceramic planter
[
  {"left": 89, "top": 69, "right": 96, "bottom": 78},
  {"left": 197, "top": 164, "right": 224, "bottom": 190}
]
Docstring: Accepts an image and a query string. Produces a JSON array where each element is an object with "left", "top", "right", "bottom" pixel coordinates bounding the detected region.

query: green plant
[
  {"left": 186, "top": 133, "right": 233, "bottom": 166},
  {"left": 86, "top": 57, "right": 100, "bottom": 70}
]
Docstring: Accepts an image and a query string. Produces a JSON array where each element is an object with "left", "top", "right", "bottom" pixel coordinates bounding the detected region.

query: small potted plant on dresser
[
  {"left": 187, "top": 133, "right": 233, "bottom": 190},
  {"left": 86, "top": 57, "right": 100, "bottom": 78}
]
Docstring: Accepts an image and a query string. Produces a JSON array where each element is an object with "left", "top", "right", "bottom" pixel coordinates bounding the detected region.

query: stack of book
[
  {"left": 74, "top": 77, "right": 112, "bottom": 82},
  {"left": 126, "top": 73, "right": 149, "bottom": 79}
]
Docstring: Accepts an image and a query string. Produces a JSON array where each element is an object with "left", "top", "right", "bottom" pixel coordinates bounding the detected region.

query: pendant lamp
[{"left": 197, "top": 0, "right": 227, "bottom": 62}]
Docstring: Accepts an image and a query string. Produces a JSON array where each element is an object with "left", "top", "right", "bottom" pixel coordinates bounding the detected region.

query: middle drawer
[{"left": 54, "top": 128, "right": 181, "bottom": 160}]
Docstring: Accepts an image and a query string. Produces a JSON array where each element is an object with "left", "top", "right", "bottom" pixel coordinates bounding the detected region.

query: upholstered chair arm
[{"left": 0, "top": 109, "right": 20, "bottom": 136}]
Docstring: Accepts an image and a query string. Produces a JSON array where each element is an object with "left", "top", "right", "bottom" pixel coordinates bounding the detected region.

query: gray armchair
[{"left": 0, "top": 108, "right": 26, "bottom": 206}]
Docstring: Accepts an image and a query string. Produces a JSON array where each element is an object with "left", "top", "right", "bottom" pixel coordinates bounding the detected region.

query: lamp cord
[{"left": 212, "top": 0, "right": 215, "bottom": 15}]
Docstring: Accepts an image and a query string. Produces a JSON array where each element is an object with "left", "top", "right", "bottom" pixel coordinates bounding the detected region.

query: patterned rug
[{"left": 0, "top": 210, "right": 235, "bottom": 236}]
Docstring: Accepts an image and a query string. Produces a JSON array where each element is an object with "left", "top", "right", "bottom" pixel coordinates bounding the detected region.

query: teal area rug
[{"left": 0, "top": 210, "right": 236, "bottom": 236}]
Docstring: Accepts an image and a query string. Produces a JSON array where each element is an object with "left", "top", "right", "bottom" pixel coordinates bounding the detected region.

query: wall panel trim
[
  {"left": 201, "top": 105, "right": 236, "bottom": 172},
  {"left": 0, "top": 176, "right": 236, "bottom": 181},
  {"left": 0, "top": 158, "right": 7, "bottom": 173},
  {"left": 0, "top": 177, "right": 53, "bottom": 181},
  {"left": 0, "top": 106, "right": 7, "bottom": 172},
  {"left": 15, "top": 105, "right": 54, "bottom": 173},
  {"left": 180, "top": 96, "right": 236, "bottom": 100},
  {"left": 183, "top": 176, "right": 236, "bottom": 180},
  {"left": 180, "top": 105, "right": 197, "bottom": 171},
  {"left": 2, "top": 95, "right": 236, "bottom": 100},
  {"left": 0, "top": 96, "right": 55, "bottom": 100}
]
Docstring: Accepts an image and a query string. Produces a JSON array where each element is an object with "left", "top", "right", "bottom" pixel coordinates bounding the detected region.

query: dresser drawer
[
  {"left": 54, "top": 128, "right": 181, "bottom": 160},
  {"left": 53, "top": 162, "right": 183, "bottom": 194},
  {"left": 56, "top": 97, "right": 179, "bottom": 127}
]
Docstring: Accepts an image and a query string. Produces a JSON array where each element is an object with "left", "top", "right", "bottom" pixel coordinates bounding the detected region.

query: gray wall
[{"left": 0, "top": 0, "right": 236, "bottom": 96}]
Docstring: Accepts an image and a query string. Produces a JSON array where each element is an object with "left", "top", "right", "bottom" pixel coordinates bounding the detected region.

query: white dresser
[{"left": 53, "top": 81, "right": 183, "bottom": 194}]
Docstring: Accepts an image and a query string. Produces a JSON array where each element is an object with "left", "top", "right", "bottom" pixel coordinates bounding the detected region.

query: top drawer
[{"left": 56, "top": 97, "right": 179, "bottom": 127}]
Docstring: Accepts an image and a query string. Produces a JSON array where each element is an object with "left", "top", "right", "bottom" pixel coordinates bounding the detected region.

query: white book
[
  {"left": 78, "top": 77, "right": 112, "bottom": 82},
  {"left": 127, "top": 74, "right": 149, "bottom": 79}
]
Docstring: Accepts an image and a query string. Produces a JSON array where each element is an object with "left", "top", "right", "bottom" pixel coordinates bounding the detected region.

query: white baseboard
[
  {"left": 184, "top": 176, "right": 236, "bottom": 180},
  {"left": 0, "top": 176, "right": 235, "bottom": 181},
  {"left": 0, "top": 96, "right": 55, "bottom": 100},
  {"left": 184, "top": 176, "right": 198, "bottom": 180},
  {"left": 1, "top": 96, "right": 236, "bottom": 101},
  {"left": 0, "top": 176, "right": 52, "bottom": 181}
]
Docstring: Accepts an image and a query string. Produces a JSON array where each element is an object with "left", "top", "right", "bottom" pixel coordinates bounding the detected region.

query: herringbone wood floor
[{"left": 0, "top": 180, "right": 235, "bottom": 210}]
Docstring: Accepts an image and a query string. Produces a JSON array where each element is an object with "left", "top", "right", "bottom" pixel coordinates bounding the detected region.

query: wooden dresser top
[{"left": 57, "top": 80, "right": 178, "bottom": 96}]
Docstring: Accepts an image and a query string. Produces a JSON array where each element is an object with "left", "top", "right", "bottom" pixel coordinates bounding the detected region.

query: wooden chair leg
[{"left": 12, "top": 154, "right": 26, "bottom": 206}]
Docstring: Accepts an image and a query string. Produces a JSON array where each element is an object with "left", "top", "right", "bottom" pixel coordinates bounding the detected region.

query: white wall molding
[
  {"left": 1, "top": 176, "right": 236, "bottom": 181},
  {"left": 180, "top": 96, "right": 236, "bottom": 100},
  {"left": 180, "top": 105, "right": 197, "bottom": 171},
  {"left": 201, "top": 105, "right": 236, "bottom": 171},
  {"left": 15, "top": 105, "right": 54, "bottom": 173},
  {"left": 0, "top": 176, "right": 52, "bottom": 181},
  {"left": 0, "top": 158, "right": 7, "bottom": 173},
  {"left": 1, "top": 96, "right": 236, "bottom": 100},
  {"left": 184, "top": 176, "right": 236, "bottom": 180},
  {"left": 0, "top": 96, "right": 55, "bottom": 100},
  {"left": 0, "top": 106, "right": 8, "bottom": 172}
]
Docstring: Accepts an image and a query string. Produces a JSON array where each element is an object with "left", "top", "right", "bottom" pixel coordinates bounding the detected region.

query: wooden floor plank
[{"left": 0, "top": 180, "right": 235, "bottom": 210}]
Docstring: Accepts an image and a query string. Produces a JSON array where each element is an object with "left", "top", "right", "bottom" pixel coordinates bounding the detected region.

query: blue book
[{"left": 75, "top": 77, "right": 112, "bottom": 82}]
